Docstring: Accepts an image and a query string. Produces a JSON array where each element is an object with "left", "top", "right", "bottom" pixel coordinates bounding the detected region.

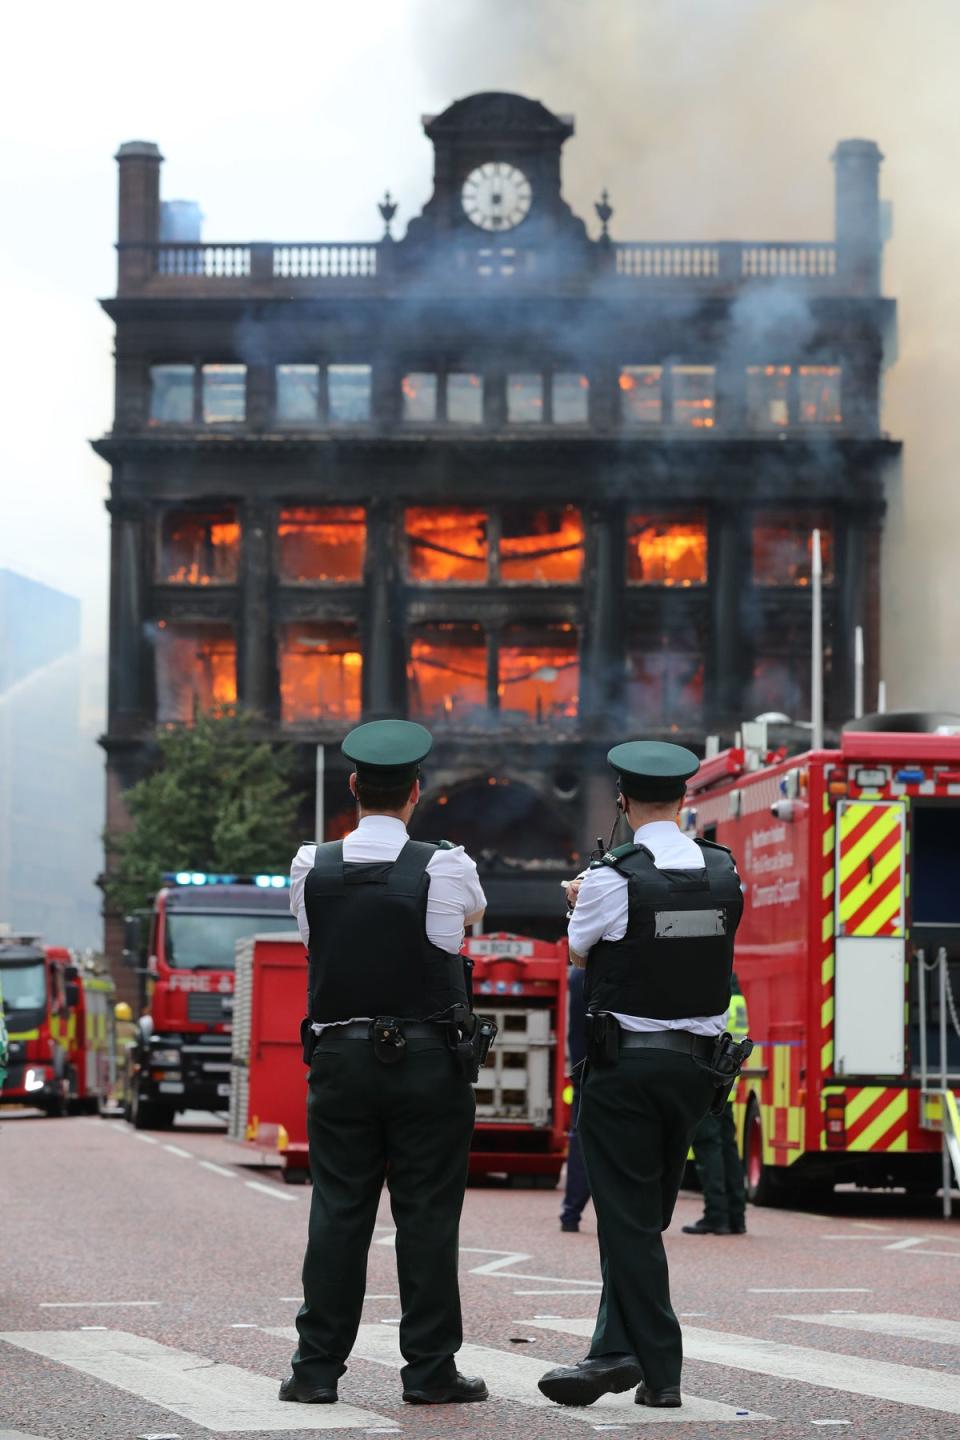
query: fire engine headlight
[
  {"left": 24, "top": 1069, "right": 46, "bottom": 1092},
  {"left": 149, "top": 1048, "right": 182, "bottom": 1066}
]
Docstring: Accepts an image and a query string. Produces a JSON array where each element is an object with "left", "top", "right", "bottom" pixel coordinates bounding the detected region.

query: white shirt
[{"left": 568, "top": 820, "right": 728, "bottom": 1036}]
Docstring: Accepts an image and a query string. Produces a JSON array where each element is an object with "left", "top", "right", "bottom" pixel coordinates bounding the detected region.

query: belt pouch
[
  {"left": 370, "top": 1016, "right": 407, "bottom": 1066},
  {"left": 585, "top": 1012, "right": 620, "bottom": 1068}
]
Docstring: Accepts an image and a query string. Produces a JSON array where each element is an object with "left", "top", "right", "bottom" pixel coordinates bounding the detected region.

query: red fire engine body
[
  {"left": 687, "top": 723, "right": 960, "bottom": 1203},
  {"left": 0, "top": 940, "right": 115, "bottom": 1115},
  {"left": 229, "top": 930, "right": 570, "bottom": 1185},
  {"left": 123, "top": 875, "right": 298, "bottom": 1128}
]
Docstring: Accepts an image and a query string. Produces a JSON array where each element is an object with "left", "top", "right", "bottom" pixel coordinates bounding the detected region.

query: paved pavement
[{"left": 1, "top": 1107, "right": 959, "bottom": 1440}]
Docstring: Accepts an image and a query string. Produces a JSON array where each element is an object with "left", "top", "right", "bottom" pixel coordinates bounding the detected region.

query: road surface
[{"left": 1, "top": 1108, "right": 958, "bottom": 1440}]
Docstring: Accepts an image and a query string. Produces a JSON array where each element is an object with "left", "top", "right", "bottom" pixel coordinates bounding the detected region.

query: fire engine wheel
[{"left": 130, "top": 1085, "right": 174, "bottom": 1131}]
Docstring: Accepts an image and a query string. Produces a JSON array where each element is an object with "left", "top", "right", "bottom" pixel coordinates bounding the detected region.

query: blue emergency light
[
  {"left": 895, "top": 769, "right": 926, "bottom": 784},
  {"left": 163, "top": 872, "right": 289, "bottom": 888}
]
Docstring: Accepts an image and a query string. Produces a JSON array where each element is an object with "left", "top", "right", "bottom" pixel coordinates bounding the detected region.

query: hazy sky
[{"left": 2, "top": 0, "right": 958, "bottom": 709}]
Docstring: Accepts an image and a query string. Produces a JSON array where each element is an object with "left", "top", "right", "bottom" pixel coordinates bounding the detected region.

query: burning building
[{"left": 96, "top": 92, "right": 899, "bottom": 956}]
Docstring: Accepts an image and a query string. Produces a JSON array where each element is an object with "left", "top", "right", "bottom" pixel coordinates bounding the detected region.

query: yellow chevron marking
[
  {"left": 823, "top": 824, "right": 835, "bottom": 858},
  {"left": 821, "top": 995, "right": 834, "bottom": 1028},
  {"left": 821, "top": 1040, "right": 833, "bottom": 1074},
  {"left": 821, "top": 953, "right": 834, "bottom": 985},
  {"left": 852, "top": 885, "right": 904, "bottom": 938},
  {"left": 822, "top": 910, "right": 834, "bottom": 943},
  {"left": 838, "top": 805, "right": 901, "bottom": 880},
  {"left": 844, "top": 1086, "right": 886, "bottom": 1128},
  {"left": 848, "top": 1090, "right": 908, "bottom": 1151},
  {"left": 839, "top": 844, "right": 902, "bottom": 922},
  {"left": 822, "top": 867, "right": 834, "bottom": 900}
]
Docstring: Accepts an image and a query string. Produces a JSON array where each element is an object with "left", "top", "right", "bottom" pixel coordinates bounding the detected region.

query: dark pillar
[
  {"left": 107, "top": 496, "right": 148, "bottom": 727},
  {"left": 365, "top": 501, "right": 402, "bottom": 716},
  {"left": 833, "top": 139, "right": 883, "bottom": 296},
  {"left": 582, "top": 503, "right": 624, "bottom": 725},
  {"left": 239, "top": 501, "right": 273, "bottom": 715},
  {"left": 709, "top": 505, "right": 748, "bottom": 730},
  {"left": 115, "top": 141, "right": 163, "bottom": 294}
]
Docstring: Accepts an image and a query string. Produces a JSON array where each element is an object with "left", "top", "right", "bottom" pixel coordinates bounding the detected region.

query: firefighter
[
  {"left": 539, "top": 741, "right": 743, "bottom": 1412},
  {"left": 682, "top": 980, "right": 749, "bottom": 1236},
  {"left": 279, "top": 719, "right": 489, "bottom": 1408}
]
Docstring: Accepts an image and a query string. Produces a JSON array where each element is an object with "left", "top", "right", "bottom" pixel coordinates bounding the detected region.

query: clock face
[{"left": 461, "top": 162, "right": 532, "bottom": 232}]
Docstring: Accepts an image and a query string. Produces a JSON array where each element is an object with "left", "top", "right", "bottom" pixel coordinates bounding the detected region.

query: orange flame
[
  {"left": 628, "top": 520, "right": 707, "bottom": 586},
  {"left": 278, "top": 507, "right": 366, "bottom": 582},
  {"left": 406, "top": 509, "right": 489, "bottom": 582},
  {"left": 501, "top": 507, "right": 584, "bottom": 583},
  {"left": 279, "top": 624, "right": 362, "bottom": 723},
  {"left": 162, "top": 513, "right": 240, "bottom": 585}
]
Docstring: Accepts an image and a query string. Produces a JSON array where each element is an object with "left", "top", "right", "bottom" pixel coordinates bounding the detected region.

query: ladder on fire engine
[{"left": 917, "top": 946, "right": 960, "bottom": 1218}]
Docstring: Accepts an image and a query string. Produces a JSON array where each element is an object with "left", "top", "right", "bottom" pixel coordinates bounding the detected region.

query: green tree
[{"left": 103, "top": 709, "right": 300, "bottom": 915}]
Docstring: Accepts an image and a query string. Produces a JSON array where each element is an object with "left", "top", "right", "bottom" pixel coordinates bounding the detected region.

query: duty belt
[
  {"left": 318, "top": 1020, "right": 447, "bottom": 1041},
  {"left": 619, "top": 1030, "right": 717, "bottom": 1060}
]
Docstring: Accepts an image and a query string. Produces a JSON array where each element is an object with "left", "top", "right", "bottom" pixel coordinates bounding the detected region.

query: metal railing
[{"left": 917, "top": 945, "right": 960, "bottom": 1217}]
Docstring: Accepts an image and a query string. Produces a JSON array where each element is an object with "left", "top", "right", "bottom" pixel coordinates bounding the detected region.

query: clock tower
[{"left": 401, "top": 91, "right": 590, "bottom": 258}]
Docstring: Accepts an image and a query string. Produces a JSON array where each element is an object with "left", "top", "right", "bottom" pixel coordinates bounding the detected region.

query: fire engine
[
  {"left": 0, "top": 938, "right": 116, "bottom": 1115},
  {"left": 229, "top": 929, "right": 570, "bottom": 1185},
  {"left": 685, "top": 713, "right": 960, "bottom": 1209},
  {"left": 122, "top": 873, "right": 299, "bottom": 1128}
]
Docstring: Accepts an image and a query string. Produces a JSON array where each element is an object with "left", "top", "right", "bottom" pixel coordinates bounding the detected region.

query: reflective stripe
[{"left": 837, "top": 801, "right": 905, "bottom": 938}]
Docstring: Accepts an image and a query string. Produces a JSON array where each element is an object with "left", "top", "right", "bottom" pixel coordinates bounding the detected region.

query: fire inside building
[{"left": 95, "top": 91, "right": 900, "bottom": 969}]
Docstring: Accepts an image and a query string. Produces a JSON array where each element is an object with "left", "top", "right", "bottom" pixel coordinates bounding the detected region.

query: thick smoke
[{"left": 412, "top": 0, "right": 960, "bottom": 712}]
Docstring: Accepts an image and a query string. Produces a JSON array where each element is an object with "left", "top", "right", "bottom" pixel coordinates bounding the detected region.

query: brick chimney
[
  {"left": 115, "top": 140, "right": 163, "bottom": 293},
  {"left": 832, "top": 138, "right": 883, "bottom": 296}
]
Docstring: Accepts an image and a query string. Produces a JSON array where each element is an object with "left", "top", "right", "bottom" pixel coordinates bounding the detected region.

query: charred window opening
[
  {"left": 447, "top": 372, "right": 483, "bottom": 424},
  {"left": 155, "top": 622, "right": 237, "bottom": 723},
  {"left": 619, "top": 366, "right": 662, "bottom": 425},
  {"left": 627, "top": 631, "right": 704, "bottom": 727},
  {"left": 412, "top": 779, "right": 575, "bottom": 864},
  {"left": 626, "top": 515, "right": 707, "bottom": 586},
  {"left": 753, "top": 513, "right": 834, "bottom": 586},
  {"left": 276, "top": 364, "right": 320, "bottom": 423},
  {"left": 277, "top": 507, "right": 365, "bottom": 583},
  {"left": 746, "top": 365, "right": 791, "bottom": 429},
  {"left": 328, "top": 364, "right": 372, "bottom": 423},
  {"left": 501, "top": 506, "right": 584, "bottom": 584},
  {"left": 552, "top": 372, "right": 589, "bottom": 424},
  {"left": 279, "top": 622, "right": 362, "bottom": 725},
  {"left": 499, "top": 625, "right": 579, "bottom": 724},
  {"left": 507, "top": 373, "right": 543, "bottom": 424},
  {"left": 149, "top": 365, "right": 194, "bottom": 424},
  {"left": 672, "top": 365, "right": 715, "bottom": 429},
  {"left": 159, "top": 509, "right": 240, "bottom": 585},
  {"left": 407, "top": 624, "right": 487, "bottom": 724},
  {"left": 798, "top": 365, "right": 842, "bottom": 425},
  {"left": 405, "top": 509, "right": 489, "bottom": 584},
  {"left": 402, "top": 373, "right": 438, "bottom": 423},
  {"left": 201, "top": 365, "right": 246, "bottom": 423}
]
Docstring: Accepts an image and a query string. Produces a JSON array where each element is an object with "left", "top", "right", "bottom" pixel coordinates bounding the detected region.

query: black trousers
[
  {"left": 560, "top": 1077, "right": 591, "bottom": 1226},
  {"left": 692, "top": 1105, "right": 746, "bottom": 1228},
  {"left": 578, "top": 1048, "right": 715, "bottom": 1391},
  {"left": 292, "top": 1035, "right": 475, "bottom": 1390}
]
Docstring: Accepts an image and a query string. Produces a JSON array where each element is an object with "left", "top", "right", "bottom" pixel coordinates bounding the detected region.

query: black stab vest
[
  {"left": 303, "top": 838, "right": 469, "bottom": 1024},
  {"left": 584, "top": 838, "right": 743, "bottom": 1021}
]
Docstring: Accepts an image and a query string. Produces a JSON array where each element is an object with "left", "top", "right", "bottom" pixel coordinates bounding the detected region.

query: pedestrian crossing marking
[
  {"left": 0, "top": 1331, "right": 391, "bottom": 1432},
  {"left": 261, "top": 1325, "right": 772, "bottom": 1423},
  {"left": 783, "top": 1312, "right": 960, "bottom": 1347},
  {"left": 528, "top": 1316, "right": 960, "bottom": 1418}
]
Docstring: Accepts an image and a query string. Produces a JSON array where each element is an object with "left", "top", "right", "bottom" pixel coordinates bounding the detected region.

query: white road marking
[
  {"left": 822, "top": 1234, "right": 884, "bottom": 1241},
  {"left": 245, "top": 1180, "right": 297, "bottom": 1202},
  {"left": 528, "top": 1316, "right": 960, "bottom": 1417},
  {"left": 39, "top": 1301, "right": 160, "bottom": 1309},
  {"left": 850, "top": 1221, "right": 889, "bottom": 1232},
  {"left": 898, "top": 1247, "right": 960, "bottom": 1259},
  {"left": 0, "top": 1330, "right": 391, "bottom": 1432},
  {"left": 135, "top": 1135, "right": 158, "bottom": 1145},
  {"left": 197, "top": 1160, "right": 235, "bottom": 1179},
  {"left": 748, "top": 1288, "right": 871, "bottom": 1295},
  {"left": 784, "top": 1312, "right": 960, "bottom": 1346},
  {"left": 810, "top": 1423, "right": 852, "bottom": 1428},
  {"left": 162, "top": 1145, "right": 192, "bottom": 1159},
  {"left": 514, "top": 1288, "right": 602, "bottom": 1296},
  {"left": 261, "top": 1325, "right": 771, "bottom": 1424},
  {"left": 363, "top": 1295, "right": 398, "bottom": 1301}
]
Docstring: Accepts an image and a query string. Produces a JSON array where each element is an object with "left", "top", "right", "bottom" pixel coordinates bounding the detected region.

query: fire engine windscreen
[
  {"left": 0, "top": 959, "right": 46, "bottom": 1012},
  {"left": 164, "top": 913, "right": 299, "bottom": 971}
]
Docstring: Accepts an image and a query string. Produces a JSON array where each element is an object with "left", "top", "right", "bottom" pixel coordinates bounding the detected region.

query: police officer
[
  {"left": 559, "top": 964, "right": 591, "bottom": 1232},
  {"left": 539, "top": 741, "right": 743, "bottom": 1411},
  {"left": 279, "top": 720, "right": 489, "bottom": 1408},
  {"left": 683, "top": 978, "right": 749, "bottom": 1236}
]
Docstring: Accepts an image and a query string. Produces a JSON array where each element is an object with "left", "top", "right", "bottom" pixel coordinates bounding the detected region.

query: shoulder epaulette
[
  {"left": 589, "top": 841, "right": 644, "bottom": 870},
  {"left": 436, "top": 838, "right": 456, "bottom": 850},
  {"left": 695, "top": 836, "right": 735, "bottom": 856}
]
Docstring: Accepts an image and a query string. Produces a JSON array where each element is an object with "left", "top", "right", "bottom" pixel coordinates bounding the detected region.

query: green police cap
[
  {"left": 341, "top": 719, "right": 433, "bottom": 784},
  {"left": 607, "top": 740, "right": 700, "bottom": 802}
]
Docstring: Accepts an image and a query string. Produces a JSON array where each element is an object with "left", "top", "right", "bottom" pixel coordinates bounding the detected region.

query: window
[
  {"left": 159, "top": 509, "right": 240, "bottom": 585},
  {"left": 753, "top": 514, "right": 834, "bottom": 586},
  {"left": 447, "top": 372, "right": 483, "bottom": 424},
  {"left": 328, "top": 364, "right": 372, "bottom": 423},
  {"left": 499, "top": 625, "right": 579, "bottom": 723},
  {"left": 552, "top": 372, "right": 589, "bottom": 424},
  {"left": 149, "top": 365, "right": 194, "bottom": 424},
  {"left": 746, "top": 366, "right": 791, "bottom": 430},
  {"left": 407, "top": 624, "right": 487, "bottom": 723},
  {"left": 402, "top": 373, "right": 438, "bottom": 423},
  {"left": 627, "top": 516, "right": 707, "bottom": 586},
  {"left": 276, "top": 364, "right": 320, "bottom": 423},
  {"left": 405, "top": 509, "right": 489, "bottom": 583},
  {"left": 277, "top": 507, "right": 365, "bottom": 583},
  {"left": 627, "top": 632, "right": 704, "bottom": 726},
  {"left": 619, "top": 366, "right": 662, "bottom": 425},
  {"left": 279, "top": 623, "right": 361, "bottom": 724},
  {"left": 798, "top": 365, "right": 842, "bottom": 424},
  {"left": 201, "top": 365, "right": 246, "bottom": 423},
  {"left": 155, "top": 623, "right": 236, "bottom": 723},
  {"left": 672, "top": 365, "right": 715, "bottom": 429},
  {"left": 748, "top": 657, "right": 810, "bottom": 719},
  {"left": 507, "top": 373, "right": 543, "bottom": 424},
  {"left": 501, "top": 506, "right": 584, "bottom": 583}
]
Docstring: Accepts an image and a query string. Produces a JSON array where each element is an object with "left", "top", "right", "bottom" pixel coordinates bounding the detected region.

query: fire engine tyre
[
  {"left": 42, "top": 1089, "right": 67, "bottom": 1119},
  {"left": 130, "top": 1084, "right": 174, "bottom": 1131}
]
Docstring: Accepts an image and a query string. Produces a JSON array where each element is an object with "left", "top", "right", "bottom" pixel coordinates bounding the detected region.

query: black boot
[
  {"left": 402, "top": 1372, "right": 488, "bottom": 1404},
  {"left": 538, "top": 1354, "right": 644, "bottom": 1407},
  {"left": 682, "top": 1216, "right": 732, "bottom": 1235},
  {"left": 278, "top": 1375, "right": 337, "bottom": 1404},
  {"left": 636, "top": 1382, "right": 682, "bottom": 1408}
]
